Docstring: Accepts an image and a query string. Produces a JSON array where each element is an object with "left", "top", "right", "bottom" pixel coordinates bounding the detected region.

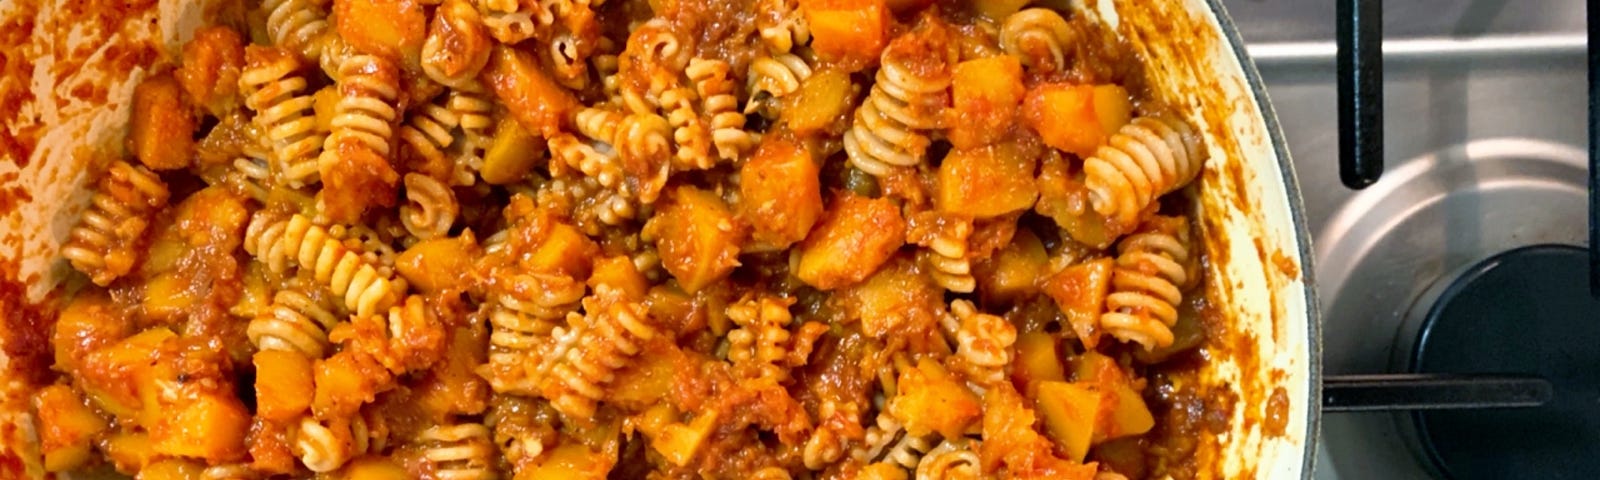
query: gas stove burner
[{"left": 1406, "top": 244, "right": 1600, "bottom": 479}]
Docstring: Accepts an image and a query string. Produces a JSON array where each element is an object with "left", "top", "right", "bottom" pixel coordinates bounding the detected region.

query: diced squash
[
  {"left": 149, "top": 393, "right": 251, "bottom": 462},
  {"left": 1034, "top": 381, "right": 1102, "bottom": 462},
  {"left": 520, "top": 442, "right": 611, "bottom": 480},
  {"left": 972, "top": 0, "right": 1031, "bottom": 21},
  {"left": 650, "top": 409, "right": 719, "bottom": 467},
  {"left": 334, "top": 0, "right": 426, "bottom": 62},
  {"left": 78, "top": 327, "right": 176, "bottom": 422},
  {"left": 795, "top": 194, "right": 906, "bottom": 290},
  {"left": 975, "top": 228, "right": 1047, "bottom": 305},
  {"left": 739, "top": 137, "right": 823, "bottom": 250},
  {"left": 480, "top": 116, "right": 544, "bottom": 185},
  {"left": 859, "top": 463, "right": 910, "bottom": 480},
  {"left": 800, "top": 0, "right": 889, "bottom": 71},
  {"left": 142, "top": 272, "right": 200, "bottom": 321},
  {"left": 1012, "top": 332, "right": 1066, "bottom": 396},
  {"left": 783, "top": 69, "right": 854, "bottom": 135},
  {"left": 398, "top": 235, "right": 482, "bottom": 292},
  {"left": 247, "top": 417, "right": 298, "bottom": 475},
  {"left": 177, "top": 26, "right": 245, "bottom": 116},
  {"left": 646, "top": 186, "right": 744, "bottom": 293},
  {"left": 33, "top": 385, "right": 109, "bottom": 472},
  {"left": 313, "top": 86, "right": 339, "bottom": 134},
  {"left": 254, "top": 350, "right": 313, "bottom": 422},
  {"left": 608, "top": 343, "right": 683, "bottom": 409},
  {"left": 53, "top": 291, "right": 130, "bottom": 374},
  {"left": 1071, "top": 351, "right": 1154, "bottom": 442},
  {"left": 887, "top": 358, "right": 982, "bottom": 439},
  {"left": 834, "top": 257, "right": 943, "bottom": 338},
  {"left": 312, "top": 351, "right": 392, "bottom": 419},
  {"left": 103, "top": 431, "right": 157, "bottom": 474},
  {"left": 483, "top": 45, "right": 578, "bottom": 137},
  {"left": 129, "top": 73, "right": 195, "bottom": 171},
  {"left": 527, "top": 221, "right": 598, "bottom": 278},
  {"left": 342, "top": 456, "right": 409, "bottom": 480},
  {"left": 589, "top": 256, "right": 649, "bottom": 301},
  {"left": 948, "top": 56, "right": 1026, "bottom": 149},
  {"left": 1043, "top": 258, "right": 1112, "bottom": 348},
  {"left": 937, "top": 143, "right": 1039, "bottom": 218},
  {"left": 1023, "top": 84, "right": 1133, "bottom": 157},
  {"left": 137, "top": 458, "right": 205, "bottom": 480}
]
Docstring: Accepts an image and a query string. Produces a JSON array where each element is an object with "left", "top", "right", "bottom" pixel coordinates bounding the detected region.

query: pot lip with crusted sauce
[{"left": 0, "top": 0, "right": 1321, "bottom": 478}]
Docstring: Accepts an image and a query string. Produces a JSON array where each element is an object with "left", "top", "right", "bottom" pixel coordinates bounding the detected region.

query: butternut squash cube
[
  {"left": 1071, "top": 351, "right": 1154, "bottom": 442},
  {"left": 1034, "top": 380, "right": 1102, "bottom": 462},
  {"left": 801, "top": 0, "right": 889, "bottom": 71},
  {"left": 795, "top": 194, "right": 906, "bottom": 290},
  {"left": 1023, "top": 84, "right": 1133, "bottom": 157},
  {"left": 784, "top": 69, "right": 855, "bottom": 135},
  {"left": 129, "top": 73, "right": 195, "bottom": 171},
  {"left": 937, "top": 143, "right": 1039, "bottom": 218},
  {"left": 254, "top": 350, "right": 314, "bottom": 422},
  {"left": 33, "top": 385, "right": 108, "bottom": 472},
  {"left": 342, "top": 456, "right": 409, "bottom": 480},
  {"left": 589, "top": 255, "right": 649, "bottom": 301},
  {"left": 647, "top": 186, "right": 744, "bottom": 293},
  {"left": 334, "top": 0, "right": 426, "bottom": 62},
  {"left": 650, "top": 410, "right": 719, "bottom": 467},
  {"left": 139, "top": 458, "right": 205, "bottom": 480},
  {"left": 102, "top": 431, "right": 156, "bottom": 474},
  {"left": 948, "top": 56, "right": 1026, "bottom": 149},
  {"left": 527, "top": 221, "right": 598, "bottom": 278},
  {"left": 1043, "top": 258, "right": 1112, "bottom": 348},
  {"left": 480, "top": 116, "right": 544, "bottom": 185},
  {"left": 1012, "top": 332, "right": 1066, "bottom": 396},
  {"left": 483, "top": 45, "right": 578, "bottom": 137},
  {"left": 887, "top": 358, "right": 982, "bottom": 439},
  {"left": 740, "top": 137, "right": 823, "bottom": 250},
  {"left": 974, "top": 228, "right": 1047, "bottom": 304},
  {"left": 150, "top": 393, "right": 251, "bottom": 462},
  {"left": 398, "top": 235, "right": 482, "bottom": 293}
]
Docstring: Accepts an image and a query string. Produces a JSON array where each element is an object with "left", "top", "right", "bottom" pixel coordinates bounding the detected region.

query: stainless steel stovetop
[{"left": 1222, "top": 1, "right": 1590, "bottom": 478}]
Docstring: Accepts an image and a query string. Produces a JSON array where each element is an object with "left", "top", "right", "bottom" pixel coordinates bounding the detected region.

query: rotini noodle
[
  {"left": 240, "top": 47, "right": 323, "bottom": 188},
  {"left": 1000, "top": 8, "right": 1073, "bottom": 73},
  {"left": 248, "top": 287, "right": 342, "bottom": 358},
  {"left": 295, "top": 414, "right": 378, "bottom": 473},
  {"left": 844, "top": 33, "right": 952, "bottom": 177},
  {"left": 245, "top": 213, "right": 402, "bottom": 318},
  {"left": 422, "top": 0, "right": 495, "bottom": 90},
  {"left": 950, "top": 299, "right": 1016, "bottom": 385},
  {"left": 1101, "top": 215, "right": 1191, "bottom": 349},
  {"left": 536, "top": 284, "right": 656, "bottom": 419},
  {"left": 687, "top": 58, "right": 753, "bottom": 161},
  {"left": 418, "top": 422, "right": 497, "bottom": 480},
  {"left": 1083, "top": 116, "right": 1205, "bottom": 228},
  {"left": 915, "top": 440, "right": 983, "bottom": 480},
  {"left": 484, "top": 273, "right": 586, "bottom": 395},
  {"left": 746, "top": 53, "right": 813, "bottom": 117},
  {"left": 756, "top": 0, "right": 809, "bottom": 53},
  {"left": 920, "top": 220, "right": 975, "bottom": 293},
  {"left": 61, "top": 160, "right": 170, "bottom": 286},
  {"left": 261, "top": 0, "right": 330, "bottom": 61},
  {"left": 401, "top": 173, "right": 460, "bottom": 241},
  {"left": 321, "top": 55, "right": 400, "bottom": 161}
]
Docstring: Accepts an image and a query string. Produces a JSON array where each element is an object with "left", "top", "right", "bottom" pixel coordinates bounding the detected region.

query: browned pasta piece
[
  {"left": 417, "top": 422, "right": 497, "bottom": 480},
  {"left": 1083, "top": 116, "right": 1205, "bottom": 228},
  {"left": 248, "top": 287, "right": 342, "bottom": 358},
  {"left": 400, "top": 173, "right": 460, "bottom": 241},
  {"left": 245, "top": 213, "right": 402, "bottom": 318},
  {"left": 534, "top": 284, "right": 656, "bottom": 419},
  {"left": 844, "top": 22, "right": 954, "bottom": 177},
  {"left": 483, "top": 272, "right": 585, "bottom": 395},
  {"left": 294, "top": 414, "right": 379, "bottom": 473},
  {"left": 61, "top": 160, "right": 169, "bottom": 286}
]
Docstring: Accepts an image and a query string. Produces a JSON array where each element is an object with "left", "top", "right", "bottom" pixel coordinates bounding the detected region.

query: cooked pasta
[
  {"left": 240, "top": 46, "right": 323, "bottom": 188},
  {"left": 60, "top": 160, "right": 169, "bottom": 286},
  {"left": 1083, "top": 116, "right": 1206, "bottom": 228},
  {"left": 1101, "top": 215, "right": 1194, "bottom": 349},
  {"left": 1001, "top": 8, "right": 1073, "bottom": 73},
  {"left": 844, "top": 22, "right": 954, "bottom": 177},
  {"left": 40, "top": 2, "right": 1223, "bottom": 479}
]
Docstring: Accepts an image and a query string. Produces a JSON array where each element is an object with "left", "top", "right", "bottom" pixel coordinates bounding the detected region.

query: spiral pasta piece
[
  {"left": 880, "top": 430, "right": 934, "bottom": 470},
  {"left": 1083, "top": 116, "right": 1205, "bottom": 228},
  {"left": 418, "top": 422, "right": 497, "bottom": 480},
  {"left": 659, "top": 86, "right": 714, "bottom": 171},
  {"left": 199, "top": 464, "right": 260, "bottom": 480},
  {"left": 950, "top": 299, "right": 1016, "bottom": 385},
  {"left": 1101, "top": 215, "right": 1191, "bottom": 349},
  {"left": 322, "top": 55, "right": 400, "bottom": 160},
  {"left": 400, "top": 173, "right": 460, "bottom": 241},
  {"left": 261, "top": 0, "right": 330, "bottom": 61},
  {"left": 746, "top": 53, "right": 813, "bottom": 117},
  {"left": 245, "top": 213, "right": 402, "bottom": 318},
  {"left": 484, "top": 273, "right": 586, "bottom": 395},
  {"left": 295, "top": 414, "right": 378, "bottom": 473},
  {"left": 423, "top": 0, "right": 495, "bottom": 90},
  {"left": 1000, "top": 8, "right": 1072, "bottom": 73},
  {"left": 248, "top": 287, "right": 342, "bottom": 358},
  {"left": 725, "top": 295, "right": 795, "bottom": 380},
  {"left": 475, "top": 0, "right": 544, "bottom": 44},
  {"left": 687, "top": 58, "right": 753, "bottom": 161},
  {"left": 401, "top": 102, "right": 461, "bottom": 171},
  {"left": 915, "top": 440, "right": 983, "bottom": 480},
  {"left": 61, "top": 160, "right": 170, "bottom": 286},
  {"left": 229, "top": 156, "right": 274, "bottom": 203},
  {"left": 240, "top": 47, "right": 323, "bottom": 188},
  {"left": 549, "top": 130, "right": 623, "bottom": 189},
  {"left": 756, "top": 0, "right": 809, "bottom": 53},
  {"left": 844, "top": 34, "right": 952, "bottom": 177},
  {"left": 920, "top": 219, "right": 975, "bottom": 293},
  {"left": 536, "top": 284, "right": 656, "bottom": 419}
]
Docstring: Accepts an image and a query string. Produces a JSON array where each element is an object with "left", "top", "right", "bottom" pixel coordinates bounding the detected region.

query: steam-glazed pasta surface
[{"left": 30, "top": 0, "right": 1229, "bottom": 478}]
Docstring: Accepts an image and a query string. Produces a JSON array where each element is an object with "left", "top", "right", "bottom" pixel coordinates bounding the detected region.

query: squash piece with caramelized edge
[
  {"left": 645, "top": 186, "right": 745, "bottom": 293},
  {"left": 834, "top": 256, "right": 944, "bottom": 339},
  {"left": 1043, "top": 257, "right": 1113, "bottom": 348},
  {"left": 948, "top": 56, "right": 1026, "bottom": 149},
  {"left": 974, "top": 228, "right": 1047, "bottom": 305},
  {"left": 1023, "top": 83, "right": 1133, "bottom": 157},
  {"left": 589, "top": 255, "right": 650, "bottom": 301},
  {"left": 888, "top": 358, "right": 982, "bottom": 439},
  {"left": 177, "top": 26, "right": 246, "bottom": 116},
  {"left": 527, "top": 221, "right": 599, "bottom": 279},
  {"left": 800, "top": 0, "right": 889, "bottom": 71},
  {"left": 784, "top": 69, "right": 855, "bottom": 135},
  {"left": 1012, "top": 332, "right": 1066, "bottom": 396},
  {"left": 796, "top": 194, "right": 906, "bottom": 290},
  {"left": 937, "top": 143, "right": 1039, "bottom": 218},
  {"left": 334, "top": 0, "right": 426, "bottom": 63},
  {"left": 149, "top": 393, "right": 251, "bottom": 463},
  {"left": 1033, "top": 380, "right": 1103, "bottom": 462},
  {"left": 1072, "top": 351, "right": 1155, "bottom": 442},
  {"left": 740, "top": 136, "right": 823, "bottom": 251},
  {"left": 480, "top": 116, "right": 544, "bottom": 185},
  {"left": 254, "top": 350, "right": 314, "bottom": 422},
  {"left": 52, "top": 290, "right": 131, "bottom": 375},
  {"left": 76, "top": 327, "right": 176, "bottom": 423},
  {"left": 129, "top": 73, "right": 196, "bottom": 171},
  {"left": 482, "top": 45, "right": 578, "bottom": 137},
  {"left": 33, "top": 385, "right": 109, "bottom": 472},
  {"left": 398, "top": 233, "right": 482, "bottom": 293}
]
